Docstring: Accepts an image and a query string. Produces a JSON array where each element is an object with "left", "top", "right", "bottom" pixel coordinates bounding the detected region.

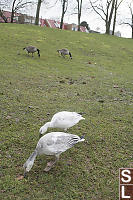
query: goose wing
[
  {"left": 26, "top": 46, "right": 36, "bottom": 52},
  {"left": 37, "top": 132, "right": 83, "bottom": 155},
  {"left": 51, "top": 111, "right": 84, "bottom": 128}
]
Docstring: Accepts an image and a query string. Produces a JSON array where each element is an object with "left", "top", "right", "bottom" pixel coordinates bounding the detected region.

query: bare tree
[
  {"left": 35, "top": 0, "right": 54, "bottom": 25},
  {"left": 11, "top": 0, "right": 33, "bottom": 23},
  {"left": 60, "top": 0, "right": 68, "bottom": 29},
  {"left": 89, "top": 0, "right": 117, "bottom": 34},
  {"left": 0, "top": 8, "right": 8, "bottom": 22},
  {"left": 35, "top": 0, "right": 42, "bottom": 25},
  {"left": 0, "top": 0, "right": 11, "bottom": 22},
  {"left": 128, "top": 3, "right": 133, "bottom": 38},
  {"left": 112, "top": 0, "right": 124, "bottom": 35},
  {"left": 11, "top": 0, "right": 17, "bottom": 23},
  {"left": 120, "top": 3, "right": 133, "bottom": 38},
  {"left": 76, "top": 0, "right": 83, "bottom": 31}
]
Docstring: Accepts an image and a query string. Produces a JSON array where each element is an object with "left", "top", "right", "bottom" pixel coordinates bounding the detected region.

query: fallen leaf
[
  {"left": 6, "top": 115, "right": 11, "bottom": 120},
  {"left": 16, "top": 175, "right": 24, "bottom": 180}
]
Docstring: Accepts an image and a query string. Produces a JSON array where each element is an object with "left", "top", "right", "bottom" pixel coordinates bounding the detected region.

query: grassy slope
[{"left": 0, "top": 23, "right": 133, "bottom": 200}]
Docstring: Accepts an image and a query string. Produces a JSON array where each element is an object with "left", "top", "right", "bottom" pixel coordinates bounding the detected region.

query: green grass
[{"left": 0, "top": 23, "right": 133, "bottom": 200}]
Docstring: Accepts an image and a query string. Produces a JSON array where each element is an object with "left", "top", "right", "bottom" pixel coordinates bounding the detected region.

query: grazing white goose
[
  {"left": 39, "top": 111, "right": 85, "bottom": 136},
  {"left": 23, "top": 132, "right": 85, "bottom": 174}
]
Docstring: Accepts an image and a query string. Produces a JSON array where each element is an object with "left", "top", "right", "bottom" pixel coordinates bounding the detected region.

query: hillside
[{"left": 0, "top": 23, "right": 133, "bottom": 200}]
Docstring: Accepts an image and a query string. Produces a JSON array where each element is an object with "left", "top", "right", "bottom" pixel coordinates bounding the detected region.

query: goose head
[
  {"left": 39, "top": 125, "right": 48, "bottom": 135},
  {"left": 23, "top": 160, "right": 34, "bottom": 177}
]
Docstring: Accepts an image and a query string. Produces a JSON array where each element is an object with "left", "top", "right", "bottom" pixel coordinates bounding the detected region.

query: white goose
[
  {"left": 23, "top": 132, "right": 85, "bottom": 175},
  {"left": 39, "top": 111, "right": 85, "bottom": 136}
]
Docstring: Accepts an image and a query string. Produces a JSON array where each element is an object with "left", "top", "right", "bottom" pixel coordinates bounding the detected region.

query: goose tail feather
[{"left": 79, "top": 136, "right": 85, "bottom": 142}]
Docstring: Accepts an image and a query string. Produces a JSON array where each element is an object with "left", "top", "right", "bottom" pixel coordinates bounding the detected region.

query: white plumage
[
  {"left": 23, "top": 132, "right": 85, "bottom": 174},
  {"left": 39, "top": 111, "right": 85, "bottom": 135}
]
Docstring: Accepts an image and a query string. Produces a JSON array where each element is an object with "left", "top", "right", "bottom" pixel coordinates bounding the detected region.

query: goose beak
[
  {"left": 39, "top": 128, "right": 43, "bottom": 138},
  {"left": 39, "top": 133, "right": 43, "bottom": 138},
  {"left": 24, "top": 171, "right": 27, "bottom": 178}
]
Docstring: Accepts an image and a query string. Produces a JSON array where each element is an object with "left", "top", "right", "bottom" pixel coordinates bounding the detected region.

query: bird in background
[
  {"left": 23, "top": 46, "right": 40, "bottom": 57},
  {"left": 23, "top": 131, "right": 85, "bottom": 175},
  {"left": 57, "top": 48, "right": 72, "bottom": 59},
  {"left": 39, "top": 111, "right": 85, "bottom": 137}
]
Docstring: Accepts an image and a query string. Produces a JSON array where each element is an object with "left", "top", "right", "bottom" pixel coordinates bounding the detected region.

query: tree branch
[
  {"left": 119, "top": 22, "right": 132, "bottom": 27},
  {"left": 14, "top": 1, "right": 33, "bottom": 11},
  {"left": 89, "top": 0, "right": 106, "bottom": 21}
]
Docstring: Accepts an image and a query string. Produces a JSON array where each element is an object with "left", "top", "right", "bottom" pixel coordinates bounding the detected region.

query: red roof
[
  {"left": 0, "top": 10, "right": 20, "bottom": 23},
  {"left": 40, "top": 18, "right": 69, "bottom": 29},
  {"left": 40, "top": 18, "right": 87, "bottom": 32}
]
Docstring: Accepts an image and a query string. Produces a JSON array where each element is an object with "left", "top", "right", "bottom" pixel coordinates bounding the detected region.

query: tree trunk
[
  {"left": 35, "top": 0, "right": 42, "bottom": 25},
  {"left": 11, "top": 0, "right": 17, "bottom": 23},
  {"left": 112, "top": 2, "right": 117, "bottom": 35},
  {"left": 106, "top": 26, "right": 110, "bottom": 34},
  {"left": 77, "top": 0, "right": 83, "bottom": 31},
  {"left": 132, "top": 14, "right": 133, "bottom": 39},
  {"left": 108, "top": 0, "right": 115, "bottom": 25},
  {"left": 105, "top": 9, "right": 109, "bottom": 34},
  {"left": 105, "top": 21, "right": 110, "bottom": 34},
  {"left": 60, "top": 12, "right": 64, "bottom": 29},
  {"left": 78, "top": 14, "right": 81, "bottom": 31},
  {"left": 60, "top": 0, "right": 66, "bottom": 29},
  {"left": 105, "top": 0, "right": 116, "bottom": 35}
]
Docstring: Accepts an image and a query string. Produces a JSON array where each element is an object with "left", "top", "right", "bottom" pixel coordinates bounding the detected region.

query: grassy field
[{"left": 0, "top": 23, "right": 133, "bottom": 200}]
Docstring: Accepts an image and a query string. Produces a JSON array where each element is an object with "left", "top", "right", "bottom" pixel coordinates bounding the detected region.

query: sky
[{"left": 7, "top": 0, "right": 133, "bottom": 38}]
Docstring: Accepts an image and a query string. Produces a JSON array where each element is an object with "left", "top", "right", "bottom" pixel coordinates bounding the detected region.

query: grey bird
[
  {"left": 23, "top": 46, "right": 40, "bottom": 57},
  {"left": 23, "top": 132, "right": 85, "bottom": 175},
  {"left": 57, "top": 48, "right": 72, "bottom": 59}
]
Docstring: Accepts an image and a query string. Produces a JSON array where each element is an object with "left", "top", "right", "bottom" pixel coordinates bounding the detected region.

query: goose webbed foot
[
  {"left": 44, "top": 155, "right": 60, "bottom": 172},
  {"left": 44, "top": 161, "right": 55, "bottom": 172}
]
